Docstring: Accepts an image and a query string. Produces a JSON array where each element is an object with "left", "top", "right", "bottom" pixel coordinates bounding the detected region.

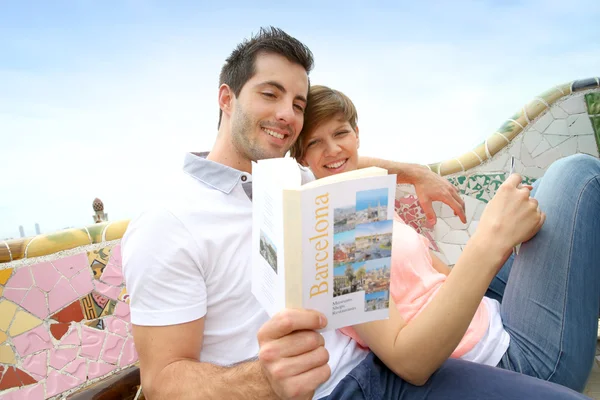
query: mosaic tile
[
  {"left": 118, "top": 287, "right": 130, "bottom": 303},
  {"left": 468, "top": 221, "right": 479, "bottom": 237},
  {"left": 80, "top": 291, "right": 110, "bottom": 320},
  {"left": 88, "top": 246, "right": 113, "bottom": 280},
  {"left": 560, "top": 96, "right": 587, "bottom": 114},
  {"left": 12, "top": 325, "right": 52, "bottom": 357},
  {"left": 46, "top": 369, "right": 80, "bottom": 398},
  {"left": 53, "top": 253, "right": 88, "bottom": 279},
  {"left": 20, "top": 287, "right": 49, "bottom": 319},
  {"left": 580, "top": 135, "right": 599, "bottom": 156},
  {"left": 546, "top": 135, "right": 571, "bottom": 147},
  {"left": 48, "top": 277, "right": 79, "bottom": 314},
  {"left": 550, "top": 105, "right": 569, "bottom": 119},
  {"left": 2, "top": 288, "right": 27, "bottom": 305},
  {"left": 0, "top": 382, "right": 45, "bottom": 400},
  {"left": 5, "top": 267, "right": 33, "bottom": 290},
  {"left": 534, "top": 148, "right": 561, "bottom": 169},
  {"left": 0, "top": 268, "right": 12, "bottom": 285},
  {"left": 531, "top": 112, "right": 553, "bottom": 133},
  {"left": 31, "top": 261, "right": 61, "bottom": 292},
  {"left": 114, "top": 301, "right": 130, "bottom": 321},
  {"left": 520, "top": 143, "right": 537, "bottom": 167},
  {"left": 119, "top": 336, "right": 138, "bottom": 367},
  {"left": 109, "top": 244, "right": 122, "bottom": 267},
  {"left": 464, "top": 174, "right": 505, "bottom": 203},
  {"left": 544, "top": 119, "right": 568, "bottom": 135},
  {"left": 58, "top": 325, "right": 80, "bottom": 346},
  {"left": 88, "top": 361, "right": 117, "bottom": 380},
  {"left": 50, "top": 323, "right": 70, "bottom": 340},
  {"left": 99, "top": 300, "right": 117, "bottom": 318},
  {"left": 437, "top": 242, "right": 463, "bottom": 266},
  {"left": 51, "top": 300, "right": 85, "bottom": 324},
  {"left": 523, "top": 166, "right": 545, "bottom": 179},
  {"left": 8, "top": 311, "right": 43, "bottom": 337},
  {"left": 21, "top": 351, "right": 48, "bottom": 380},
  {"left": 102, "top": 334, "right": 125, "bottom": 364},
  {"left": 0, "top": 344, "right": 16, "bottom": 364},
  {"left": 81, "top": 325, "right": 107, "bottom": 360},
  {"left": 480, "top": 152, "right": 510, "bottom": 173},
  {"left": 0, "top": 330, "right": 6, "bottom": 344},
  {"left": 49, "top": 347, "right": 78, "bottom": 370},
  {"left": 85, "top": 318, "right": 105, "bottom": 330},
  {"left": 568, "top": 114, "right": 595, "bottom": 135},
  {"left": 523, "top": 130, "right": 543, "bottom": 153},
  {"left": 556, "top": 136, "right": 579, "bottom": 157},
  {"left": 94, "top": 280, "right": 121, "bottom": 301},
  {"left": 100, "top": 262, "right": 124, "bottom": 287},
  {"left": 463, "top": 196, "right": 482, "bottom": 226},
  {"left": 444, "top": 216, "right": 467, "bottom": 230},
  {"left": 64, "top": 357, "right": 87, "bottom": 383},
  {"left": 0, "top": 366, "right": 37, "bottom": 390},
  {"left": 70, "top": 270, "right": 95, "bottom": 297},
  {"left": 531, "top": 139, "right": 551, "bottom": 158},
  {"left": 0, "top": 286, "right": 3, "bottom": 297},
  {"left": 441, "top": 230, "right": 470, "bottom": 245},
  {"left": 0, "top": 300, "right": 18, "bottom": 331},
  {"left": 104, "top": 316, "right": 128, "bottom": 337}
]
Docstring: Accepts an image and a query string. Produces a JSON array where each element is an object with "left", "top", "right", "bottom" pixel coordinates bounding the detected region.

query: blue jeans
[
  {"left": 323, "top": 352, "right": 590, "bottom": 399},
  {"left": 485, "top": 154, "right": 600, "bottom": 392}
]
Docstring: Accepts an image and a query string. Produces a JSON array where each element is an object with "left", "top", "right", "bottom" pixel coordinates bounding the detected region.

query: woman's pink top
[{"left": 339, "top": 214, "right": 489, "bottom": 358}]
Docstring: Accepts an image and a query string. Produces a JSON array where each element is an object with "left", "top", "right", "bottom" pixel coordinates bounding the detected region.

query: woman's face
[{"left": 301, "top": 114, "right": 359, "bottom": 179}]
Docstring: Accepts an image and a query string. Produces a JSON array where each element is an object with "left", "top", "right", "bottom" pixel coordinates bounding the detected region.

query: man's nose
[{"left": 275, "top": 101, "right": 295, "bottom": 124}]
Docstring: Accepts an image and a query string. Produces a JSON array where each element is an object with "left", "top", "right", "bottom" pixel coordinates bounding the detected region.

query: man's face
[{"left": 230, "top": 53, "right": 309, "bottom": 162}]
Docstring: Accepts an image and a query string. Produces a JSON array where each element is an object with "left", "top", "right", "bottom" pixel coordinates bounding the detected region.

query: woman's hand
[{"left": 474, "top": 174, "right": 545, "bottom": 261}]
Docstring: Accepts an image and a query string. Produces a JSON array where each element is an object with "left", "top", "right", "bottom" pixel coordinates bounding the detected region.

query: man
[{"left": 122, "top": 27, "right": 589, "bottom": 399}]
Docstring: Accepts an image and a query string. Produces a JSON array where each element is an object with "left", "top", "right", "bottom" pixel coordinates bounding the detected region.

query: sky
[{"left": 1, "top": 0, "right": 599, "bottom": 239}]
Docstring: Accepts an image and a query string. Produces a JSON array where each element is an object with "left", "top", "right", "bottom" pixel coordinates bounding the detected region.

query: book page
[{"left": 301, "top": 174, "right": 396, "bottom": 331}]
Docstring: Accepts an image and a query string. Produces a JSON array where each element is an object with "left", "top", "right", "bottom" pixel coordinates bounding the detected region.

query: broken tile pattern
[{"left": 0, "top": 244, "right": 137, "bottom": 398}]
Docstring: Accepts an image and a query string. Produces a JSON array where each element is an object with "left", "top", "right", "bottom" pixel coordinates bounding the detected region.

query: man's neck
[{"left": 206, "top": 130, "right": 253, "bottom": 174}]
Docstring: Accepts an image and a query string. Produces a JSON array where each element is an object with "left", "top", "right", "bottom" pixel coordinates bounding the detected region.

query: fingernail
[{"left": 319, "top": 315, "right": 326, "bottom": 327}]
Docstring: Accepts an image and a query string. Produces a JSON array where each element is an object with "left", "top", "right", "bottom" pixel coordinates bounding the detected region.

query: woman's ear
[
  {"left": 355, "top": 125, "right": 360, "bottom": 149},
  {"left": 218, "top": 84, "right": 233, "bottom": 116}
]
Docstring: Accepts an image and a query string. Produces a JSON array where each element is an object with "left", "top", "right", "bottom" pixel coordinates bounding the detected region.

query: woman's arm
[{"left": 430, "top": 251, "right": 451, "bottom": 276}]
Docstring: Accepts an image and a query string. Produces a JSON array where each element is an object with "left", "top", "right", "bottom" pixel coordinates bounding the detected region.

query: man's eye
[
  {"left": 294, "top": 104, "right": 305, "bottom": 112},
  {"left": 262, "top": 92, "right": 276, "bottom": 98}
]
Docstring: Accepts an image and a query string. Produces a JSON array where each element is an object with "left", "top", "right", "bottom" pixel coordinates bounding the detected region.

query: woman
[{"left": 290, "top": 85, "right": 600, "bottom": 392}]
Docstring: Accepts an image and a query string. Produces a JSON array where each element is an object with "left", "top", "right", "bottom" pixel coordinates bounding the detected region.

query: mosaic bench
[{"left": 0, "top": 78, "right": 599, "bottom": 399}]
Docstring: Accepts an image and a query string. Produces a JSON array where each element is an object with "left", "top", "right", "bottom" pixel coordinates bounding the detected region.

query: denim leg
[
  {"left": 495, "top": 154, "right": 600, "bottom": 392},
  {"left": 323, "top": 352, "right": 591, "bottom": 399}
]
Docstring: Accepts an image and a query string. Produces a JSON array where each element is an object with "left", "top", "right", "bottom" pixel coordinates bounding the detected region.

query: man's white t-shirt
[{"left": 122, "top": 153, "right": 368, "bottom": 399}]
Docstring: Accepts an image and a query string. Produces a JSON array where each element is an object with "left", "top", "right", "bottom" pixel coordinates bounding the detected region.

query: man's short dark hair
[{"left": 218, "top": 26, "right": 314, "bottom": 127}]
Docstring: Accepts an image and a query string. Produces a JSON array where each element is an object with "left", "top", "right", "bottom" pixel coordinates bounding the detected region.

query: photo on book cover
[{"left": 259, "top": 230, "right": 278, "bottom": 273}]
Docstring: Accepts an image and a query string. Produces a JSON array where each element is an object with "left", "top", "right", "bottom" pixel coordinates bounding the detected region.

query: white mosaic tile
[
  {"left": 567, "top": 114, "right": 595, "bottom": 136},
  {"left": 550, "top": 106, "right": 568, "bottom": 119},
  {"left": 523, "top": 166, "right": 545, "bottom": 179},
  {"left": 556, "top": 136, "right": 579, "bottom": 157},
  {"left": 441, "top": 230, "right": 470, "bottom": 245},
  {"left": 531, "top": 111, "right": 554, "bottom": 133},
  {"left": 437, "top": 242, "right": 463, "bottom": 265},
  {"left": 432, "top": 201, "right": 442, "bottom": 216},
  {"left": 559, "top": 96, "right": 587, "bottom": 115},
  {"left": 512, "top": 158, "right": 525, "bottom": 174},
  {"left": 445, "top": 216, "right": 467, "bottom": 230},
  {"left": 439, "top": 203, "right": 456, "bottom": 218},
  {"left": 534, "top": 147, "right": 561, "bottom": 169},
  {"left": 544, "top": 119, "right": 568, "bottom": 135},
  {"left": 433, "top": 218, "right": 451, "bottom": 240},
  {"left": 467, "top": 221, "right": 479, "bottom": 237},
  {"left": 481, "top": 152, "right": 510, "bottom": 173},
  {"left": 464, "top": 196, "right": 482, "bottom": 225},
  {"left": 546, "top": 135, "right": 571, "bottom": 147},
  {"left": 579, "top": 135, "right": 600, "bottom": 157},
  {"left": 473, "top": 202, "right": 487, "bottom": 221},
  {"left": 508, "top": 135, "right": 523, "bottom": 158},
  {"left": 531, "top": 138, "right": 551, "bottom": 158},
  {"left": 520, "top": 143, "right": 537, "bottom": 167},
  {"left": 523, "top": 129, "right": 543, "bottom": 154}
]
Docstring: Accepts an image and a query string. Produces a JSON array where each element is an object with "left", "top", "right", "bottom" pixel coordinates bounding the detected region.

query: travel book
[{"left": 251, "top": 157, "right": 396, "bottom": 331}]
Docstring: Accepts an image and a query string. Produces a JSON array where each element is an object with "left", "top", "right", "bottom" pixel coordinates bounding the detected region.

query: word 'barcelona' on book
[{"left": 309, "top": 192, "right": 330, "bottom": 298}]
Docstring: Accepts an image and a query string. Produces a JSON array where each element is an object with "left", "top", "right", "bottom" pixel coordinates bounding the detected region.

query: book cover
[{"left": 252, "top": 158, "right": 396, "bottom": 331}]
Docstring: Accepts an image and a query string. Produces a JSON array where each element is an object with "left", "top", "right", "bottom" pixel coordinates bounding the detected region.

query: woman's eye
[
  {"left": 306, "top": 141, "right": 317, "bottom": 148},
  {"left": 335, "top": 130, "right": 349, "bottom": 136}
]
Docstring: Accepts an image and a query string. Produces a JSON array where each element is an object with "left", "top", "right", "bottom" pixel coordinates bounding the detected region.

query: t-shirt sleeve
[{"left": 122, "top": 207, "right": 207, "bottom": 326}]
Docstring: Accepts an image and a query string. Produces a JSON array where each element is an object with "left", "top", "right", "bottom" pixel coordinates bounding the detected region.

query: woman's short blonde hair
[{"left": 290, "top": 85, "right": 358, "bottom": 160}]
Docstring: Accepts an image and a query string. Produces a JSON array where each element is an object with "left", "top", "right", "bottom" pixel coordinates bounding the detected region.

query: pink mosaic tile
[
  {"left": 46, "top": 369, "right": 80, "bottom": 398},
  {"left": 94, "top": 280, "right": 120, "bottom": 301},
  {"left": 52, "top": 253, "right": 88, "bottom": 279},
  {"left": 20, "top": 287, "right": 49, "bottom": 319},
  {"left": 104, "top": 316, "right": 128, "bottom": 337},
  {"left": 0, "top": 382, "right": 45, "bottom": 400},
  {"left": 81, "top": 325, "right": 107, "bottom": 360},
  {"left": 108, "top": 244, "right": 122, "bottom": 267},
  {"left": 5, "top": 267, "right": 33, "bottom": 290},
  {"left": 70, "top": 270, "right": 95, "bottom": 297},
  {"left": 59, "top": 326, "right": 80, "bottom": 346},
  {"left": 13, "top": 325, "right": 52, "bottom": 357},
  {"left": 3, "top": 288, "right": 28, "bottom": 305},
  {"left": 113, "top": 301, "right": 130, "bottom": 322},
  {"left": 100, "top": 262, "right": 124, "bottom": 287},
  {"left": 102, "top": 334, "right": 125, "bottom": 365},
  {"left": 49, "top": 347, "right": 78, "bottom": 370},
  {"left": 88, "top": 361, "right": 117, "bottom": 380},
  {"left": 21, "top": 350, "right": 48, "bottom": 381},
  {"left": 48, "top": 277, "right": 80, "bottom": 314},
  {"left": 119, "top": 336, "right": 138, "bottom": 367},
  {"left": 31, "top": 261, "right": 61, "bottom": 292},
  {"left": 64, "top": 357, "right": 87, "bottom": 383}
]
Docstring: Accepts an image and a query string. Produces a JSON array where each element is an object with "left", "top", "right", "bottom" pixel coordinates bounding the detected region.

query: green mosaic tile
[
  {"left": 447, "top": 176, "right": 468, "bottom": 194},
  {"left": 585, "top": 93, "right": 600, "bottom": 115},
  {"left": 465, "top": 174, "right": 506, "bottom": 203}
]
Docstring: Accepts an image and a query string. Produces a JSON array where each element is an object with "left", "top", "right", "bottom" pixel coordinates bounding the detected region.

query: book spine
[{"left": 282, "top": 189, "right": 303, "bottom": 308}]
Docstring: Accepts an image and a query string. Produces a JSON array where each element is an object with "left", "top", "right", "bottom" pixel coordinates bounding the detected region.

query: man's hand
[
  {"left": 257, "top": 309, "right": 331, "bottom": 400},
  {"left": 409, "top": 167, "right": 466, "bottom": 226}
]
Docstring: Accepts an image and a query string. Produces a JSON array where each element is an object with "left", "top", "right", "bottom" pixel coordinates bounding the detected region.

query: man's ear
[
  {"left": 219, "top": 84, "right": 234, "bottom": 117},
  {"left": 355, "top": 125, "right": 360, "bottom": 149}
]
